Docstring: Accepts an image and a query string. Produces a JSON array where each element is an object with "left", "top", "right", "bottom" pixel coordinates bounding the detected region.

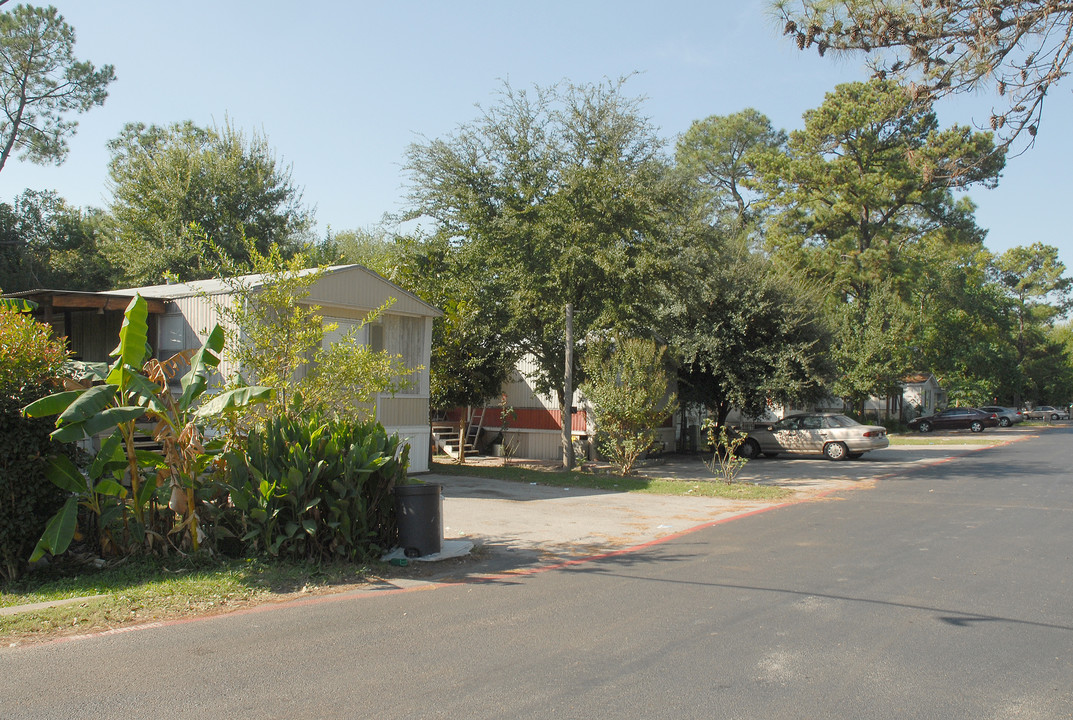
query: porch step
[{"left": 431, "top": 423, "right": 481, "bottom": 459}]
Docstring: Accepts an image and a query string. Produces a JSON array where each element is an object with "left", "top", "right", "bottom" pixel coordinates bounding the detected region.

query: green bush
[
  {"left": 0, "top": 395, "right": 69, "bottom": 581},
  {"left": 215, "top": 408, "right": 408, "bottom": 561},
  {"left": 0, "top": 307, "right": 69, "bottom": 581}
]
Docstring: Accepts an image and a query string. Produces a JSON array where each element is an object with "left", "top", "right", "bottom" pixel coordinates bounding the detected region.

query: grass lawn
[
  {"left": 0, "top": 555, "right": 376, "bottom": 645},
  {"left": 430, "top": 460, "right": 792, "bottom": 501}
]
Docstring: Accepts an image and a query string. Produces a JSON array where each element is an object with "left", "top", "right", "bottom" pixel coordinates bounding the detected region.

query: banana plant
[
  {"left": 24, "top": 294, "right": 160, "bottom": 551},
  {"left": 142, "top": 325, "right": 271, "bottom": 551},
  {"left": 25, "top": 294, "right": 272, "bottom": 559}
]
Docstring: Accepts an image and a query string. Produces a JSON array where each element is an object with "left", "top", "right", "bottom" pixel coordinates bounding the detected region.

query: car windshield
[{"left": 824, "top": 415, "right": 861, "bottom": 428}]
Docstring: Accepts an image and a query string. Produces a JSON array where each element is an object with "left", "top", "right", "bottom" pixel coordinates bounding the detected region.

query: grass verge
[
  {"left": 0, "top": 555, "right": 375, "bottom": 645},
  {"left": 431, "top": 460, "right": 791, "bottom": 500}
]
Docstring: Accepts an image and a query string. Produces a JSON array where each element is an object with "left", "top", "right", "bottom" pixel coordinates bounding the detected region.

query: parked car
[
  {"left": 907, "top": 407, "right": 998, "bottom": 433},
  {"left": 978, "top": 406, "right": 1024, "bottom": 427},
  {"left": 736, "top": 413, "right": 889, "bottom": 461},
  {"left": 1023, "top": 405, "right": 1069, "bottom": 420}
]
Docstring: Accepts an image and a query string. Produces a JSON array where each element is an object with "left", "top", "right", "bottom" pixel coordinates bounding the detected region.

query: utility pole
[{"left": 562, "top": 302, "right": 575, "bottom": 469}]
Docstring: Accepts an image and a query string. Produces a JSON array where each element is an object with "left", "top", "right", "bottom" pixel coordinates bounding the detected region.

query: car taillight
[{"left": 863, "top": 430, "right": 884, "bottom": 437}]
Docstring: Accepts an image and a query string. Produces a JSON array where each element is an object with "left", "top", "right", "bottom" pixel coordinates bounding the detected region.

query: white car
[
  {"left": 1024, "top": 406, "right": 1069, "bottom": 420},
  {"left": 736, "top": 413, "right": 890, "bottom": 461}
]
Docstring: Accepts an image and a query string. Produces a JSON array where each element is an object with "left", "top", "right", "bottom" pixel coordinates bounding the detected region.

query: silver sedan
[{"left": 736, "top": 413, "right": 889, "bottom": 461}]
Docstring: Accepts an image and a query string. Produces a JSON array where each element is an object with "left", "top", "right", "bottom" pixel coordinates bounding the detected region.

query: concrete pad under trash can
[{"left": 382, "top": 539, "right": 473, "bottom": 563}]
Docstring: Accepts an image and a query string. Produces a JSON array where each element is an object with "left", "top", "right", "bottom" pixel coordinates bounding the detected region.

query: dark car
[{"left": 907, "top": 407, "right": 999, "bottom": 433}]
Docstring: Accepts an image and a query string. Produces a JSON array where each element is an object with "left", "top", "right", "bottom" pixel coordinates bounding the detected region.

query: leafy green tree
[
  {"left": 774, "top": 0, "right": 1073, "bottom": 147},
  {"left": 1020, "top": 331, "right": 1073, "bottom": 406},
  {"left": 668, "top": 241, "right": 834, "bottom": 425},
  {"left": 751, "top": 79, "right": 1003, "bottom": 407},
  {"left": 0, "top": 189, "right": 112, "bottom": 291},
  {"left": 992, "top": 243, "right": 1072, "bottom": 354},
  {"left": 675, "top": 109, "right": 785, "bottom": 227},
  {"left": 392, "top": 234, "right": 518, "bottom": 411},
  {"left": 828, "top": 282, "right": 915, "bottom": 412},
  {"left": 989, "top": 243, "right": 1073, "bottom": 403},
  {"left": 0, "top": 4, "right": 114, "bottom": 174},
  {"left": 905, "top": 231, "right": 1020, "bottom": 406},
  {"left": 319, "top": 226, "right": 411, "bottom": 283},
  {"left": 103, "top": 120, "right": 314, "bottom": 286},
  {"left": 211, "top": 245, "right": 413, "bottom": 430},
  {"left": 405, "top": 79, "right": 681, "bottom": 466},
  {"left": 580, "top": 335, "right": 677, "bottom": 475}
]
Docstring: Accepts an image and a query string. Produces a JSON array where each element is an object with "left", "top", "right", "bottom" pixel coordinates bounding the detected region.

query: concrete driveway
[{"left": 428, "top": 427, "right": 1042, "bottom": 569}]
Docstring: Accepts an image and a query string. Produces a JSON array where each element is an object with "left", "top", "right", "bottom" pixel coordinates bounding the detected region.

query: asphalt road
[{"left": 3, "top": 429, "right": 1072, "bottom": 719}]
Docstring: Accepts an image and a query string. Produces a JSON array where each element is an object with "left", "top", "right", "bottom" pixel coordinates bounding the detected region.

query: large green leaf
[
  {"left": 45, "top": 454, "right": 89, "bottom": 494},
  {"left": 82, "top": 406, "right": 146, "bottom": 437},
  {"left": 90, "top": 433, "right": 126, "bottom": 479},
  {"left": 29, "top": 497, "right": 79, "bottom": 562},
  {"left": 123, "top": 372, "right": 168, "bottom": 413},
  {"left": 193, "top": 386, "right": 273, "bottom": 419},
  {"left": 179, "top": 324, "right": 225, "bottom": 410},
  {"left": 136, "top": 478, "right": 158, "bottom": 507},
  {"left": 93, "top": 478, "right": 128, "bottom": 498},
  {"left": 107, "top": 295, "right": 150, "bottom": 386},
  {"left": 52, "top": 404, "right": 145, "bottom": 443},
  {"left": 54, "top": 385, "right": 117, "bottom": 426},
  {"left": 134, "top": 449, "right": 168, "bottom": 468},
  {"left": 22, "top": 389, "right": 86, "bottom": 419},
  {"left": 0, "top": 297, "right": 37, "bottom": 312}
]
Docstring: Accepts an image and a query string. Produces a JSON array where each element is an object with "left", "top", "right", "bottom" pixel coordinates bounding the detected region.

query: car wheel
[
  {"left": 970, "top": 420, "right": 984, "bottom": 433},
  {"left": 737, "top": 438, "right": 761, "bottom": 459},
  {"left": 917, "top": 420, "right": 932, "bottom": 433},
  {"left": 999, "top": 417, "right": 1011, "bottom": 427},
  {"left": 823, "top": 441, "right": 848, "bottom": 461},
  {"left": 1052, "top": 413, "right": 1060, "bottom": 420}
]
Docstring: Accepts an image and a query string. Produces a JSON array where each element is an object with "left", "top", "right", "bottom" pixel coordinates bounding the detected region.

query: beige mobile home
[{"left": 8, "top": 265, "right": 440, "bottom": 473}]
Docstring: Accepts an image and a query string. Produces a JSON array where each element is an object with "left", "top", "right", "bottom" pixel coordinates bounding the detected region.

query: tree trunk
[{"left": 561, "top": 303, "right": 575, "bottom": 469}]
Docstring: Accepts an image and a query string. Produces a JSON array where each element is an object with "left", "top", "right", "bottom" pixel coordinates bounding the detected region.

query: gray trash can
[{"left": 394, "top": 483, "right": 443, "bottom": 556}]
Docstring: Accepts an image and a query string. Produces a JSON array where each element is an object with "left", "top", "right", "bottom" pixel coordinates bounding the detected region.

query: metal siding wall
[
  {"left": 384, "top": 314, "right": 425, "bottom": 396},
  {"left": 306, "top": 267, "right": 436, "bottom": 318},
  {"left": 377, "top": 397, "right": 428, "bottom": 427},
  {"left": 392, "top": 429, "right": 430, "bottom": 473},
  {"left": 503, "top": 354, "right": 587, "bottom": 412},
  {"left": 171, "top": 294, "right": 241, "bottom": 380},
  {"left": 510, "top": 430, "right": 563, "bottom": 461}
]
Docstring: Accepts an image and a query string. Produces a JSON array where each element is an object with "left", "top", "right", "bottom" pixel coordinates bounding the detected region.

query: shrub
[
  {"left": 209, "top": 245, "right": 415, "bottom": 433},
  {"left": 580, "top": 336, "right": 678, "bottom": 475},
  {"left": 0, "top": 308, "right": 69, "bottom": 581},
  {"left": 215, "top": 406, "right": 408, "bottom": 561}
]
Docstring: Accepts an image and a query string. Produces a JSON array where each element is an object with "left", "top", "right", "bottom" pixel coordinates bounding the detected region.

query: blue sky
[{"left": 2, "top": 1, "right": 1069, "bottom": 268}]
